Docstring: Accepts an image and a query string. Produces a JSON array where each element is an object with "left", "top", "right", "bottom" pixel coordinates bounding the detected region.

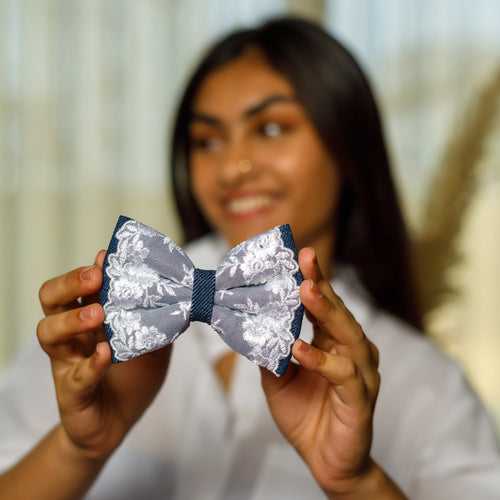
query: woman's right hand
[{"left": 36, "top": 250, "right": 172, "bottom": 462}]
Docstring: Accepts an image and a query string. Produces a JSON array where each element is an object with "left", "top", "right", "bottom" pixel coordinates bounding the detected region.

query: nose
[{"left": 216, "top": 139, "right": 256, "bottom": 187}]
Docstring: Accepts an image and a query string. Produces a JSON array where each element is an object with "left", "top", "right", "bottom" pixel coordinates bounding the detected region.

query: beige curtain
[{"left": 1, "top": 0, "right": 326, "bottom": 366}]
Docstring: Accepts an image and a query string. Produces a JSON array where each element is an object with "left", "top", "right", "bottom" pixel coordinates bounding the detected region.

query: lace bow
[{"left": 99, "top": 215, "right": 304, "bottom": 376}]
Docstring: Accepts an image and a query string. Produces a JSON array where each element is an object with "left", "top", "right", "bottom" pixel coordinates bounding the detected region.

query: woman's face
[{"left": 189, "top": 48, "right": 341, "bottom": 249}]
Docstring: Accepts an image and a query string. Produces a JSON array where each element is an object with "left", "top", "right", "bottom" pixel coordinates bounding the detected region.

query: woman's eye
[
  {"left": 190, "top": 137, "right": 221, "bottom": 151},
  {"left": 258, "top": 122, "right": 286, "bottom": 138}
]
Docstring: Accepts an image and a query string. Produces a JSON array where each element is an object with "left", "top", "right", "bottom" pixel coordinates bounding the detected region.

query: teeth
[{"left": 227, "top": 196, "right": 273, "bottom": 214}]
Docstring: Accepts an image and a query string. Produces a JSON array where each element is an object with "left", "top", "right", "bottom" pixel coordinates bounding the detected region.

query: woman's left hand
[{"left": 260, "top": 247, "right": 385, "bottom": 498}]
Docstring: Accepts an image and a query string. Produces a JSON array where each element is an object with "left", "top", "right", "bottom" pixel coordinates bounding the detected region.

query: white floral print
[
  {"left": 103, "top": 218, "right": 302, "bottom": 374},
  {"left": 103, "top": 219, "right": 193, "bottom": 361},
  {"left": 221, "top": 227, "right": 301, "bottom": 373},
  {"left": 241, "top": 305, "right": 296, "bottom": 372}
]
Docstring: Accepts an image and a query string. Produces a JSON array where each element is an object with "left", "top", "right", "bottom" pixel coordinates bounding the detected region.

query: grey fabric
[{"left": 100, "top": 215, "right": 304, "bottom": 376}]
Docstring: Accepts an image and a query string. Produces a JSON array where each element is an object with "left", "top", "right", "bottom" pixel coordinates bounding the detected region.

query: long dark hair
[{"left": 170, "top": 16, "right": 423, "bottom": 332}]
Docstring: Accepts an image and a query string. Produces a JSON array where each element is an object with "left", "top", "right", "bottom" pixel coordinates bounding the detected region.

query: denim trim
[
  {"left": 99, "top": 214, "right": 131, "bottom": 364},
  {"left": 276, "top": 224, "right": 304, "bottom": 376},
  {"left": 190, "top": 268, "right": 216, "bottom": 324}
]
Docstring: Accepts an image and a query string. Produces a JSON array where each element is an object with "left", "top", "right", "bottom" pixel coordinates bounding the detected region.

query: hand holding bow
[{"left": 260, "top": 248, "right": 406, "bottom": 499}]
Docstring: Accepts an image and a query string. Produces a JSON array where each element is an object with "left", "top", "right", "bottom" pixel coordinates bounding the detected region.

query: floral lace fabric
[
  {"left": 100, "top": 215, "right": 304, "bottom": 375},
  {"left": 212, "top": 227, "right": 302, "bottom": 374}
]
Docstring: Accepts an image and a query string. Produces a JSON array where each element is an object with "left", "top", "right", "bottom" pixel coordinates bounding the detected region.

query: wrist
[
  {"left": 324, "top": 459, "right": 406, "bottom": 500},
  {"left": 54, "top": 424, "right": 110, "bottom": 466}
]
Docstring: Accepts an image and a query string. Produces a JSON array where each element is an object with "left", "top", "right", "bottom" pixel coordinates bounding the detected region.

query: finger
[
  {"left": 299, "top": 247, "right": 363, "bottom": 327},
  {"left": 299, "top": 249, "right": 333, "bottom": 351},
  {"left": 292, "top": 339, "right": 369, "bottom": 407},
  {"left": 310, "top": 322, "right": 335, "bottom": 353},
  {"left": 299, "top": 247, "right": 341, "bottom": 307},
  {"left": 63, "top": 341, "right": 112, "bottom": 402},
  {"left": 298, "top": 247, "right": 323, "bottom": 283},
  {"left": 47, "top": 248, "right": 104, "bottom": 313},
  {"left": 37, "top": 304, "right": 104, "bottom": 360},
  {"left": 96, "top": 249, "right": 106, "bottom": 269},
  {"left": 39, "top": 264, "right": 103, "bottom": 316},
  {"left": 84, "top": 249, "right": 108, "bottom": 345},
  {"left": 259, "top": 360, "right": 299, "bottom": 400},
  {"left": 299, "top": 247, "right": 379, "bottom": 396},
  {"left": 303, "top": 288, "right": 334, "bottom": 352},
  {"left": 368, "top": 340, "right": 379, "bottom": 369},
  {"left": 364, "top": 341, "right": 381, "bottom": 399},
  {"left": 299, "top": 248, "right": 345, "bottom": 351},
  {"left": 301, "top": 278, "right": 378, "bottom": 389},
  {"left": 300, "top": 278, "right": 366, "bottom": 347},
  {"left": 81, "top": 249, "right": 107, "bottom": 307}
]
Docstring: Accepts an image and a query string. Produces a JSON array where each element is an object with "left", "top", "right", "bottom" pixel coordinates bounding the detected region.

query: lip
[
  {"left": 222, "top": 192, "right": 280, "bottom": 221},
  {"left": 223, "top": 190, "right": 276, "bottom": 201}
]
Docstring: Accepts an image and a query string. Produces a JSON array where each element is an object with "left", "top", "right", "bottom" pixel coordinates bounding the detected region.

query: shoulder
[
  {"left": 368, "top": 307, "right": 476, "bottom": 415},
  {"left": 367, "top": 309, "right": 500, "bottom": 495},
  {"left": 368, "top": 309, "right": 458, "bottom": 384},
  {"left": 334, "top": 266, "right": 461, "bottom": 390},
  {"left": 369, "top": 309, "right": 499, "bottom": 460}
]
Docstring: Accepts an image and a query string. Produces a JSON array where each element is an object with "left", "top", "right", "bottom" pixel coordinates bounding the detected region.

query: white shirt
[{"left": 1, "top": 232, "right": 499, "bottom": 499}]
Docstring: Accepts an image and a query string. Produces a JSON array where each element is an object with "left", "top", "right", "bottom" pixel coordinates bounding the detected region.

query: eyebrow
[{"left": 189, "top": 94, "right": 298, "bottom": 129}]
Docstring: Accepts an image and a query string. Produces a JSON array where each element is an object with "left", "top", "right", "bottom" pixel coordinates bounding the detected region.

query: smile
[{"left": 225, "top": 195, "right": 276, "bottom": 219}]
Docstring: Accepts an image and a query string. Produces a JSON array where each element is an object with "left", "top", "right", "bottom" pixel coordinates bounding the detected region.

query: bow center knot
[{"left": 190, "top": 268, "right": 216, "bottom": 324}]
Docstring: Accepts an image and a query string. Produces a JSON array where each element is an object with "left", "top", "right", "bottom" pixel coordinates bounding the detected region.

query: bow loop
[
  {"left": 215, "top": 227, "right": 295, "bottom": 287},
  {"left": 99, "top": 215, "right": 304, "bottom": 376}
]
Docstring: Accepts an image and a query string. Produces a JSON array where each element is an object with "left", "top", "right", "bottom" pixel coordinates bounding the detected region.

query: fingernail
[
  {"left": 298, "top": 340, "right": 310, "bottom": 352},
  {"left": 96, "top": 342, "right": 106, "bottom": 357},
  {"left": 80, "top": 305, "right": 96, "bottom": 320},
  {"left": 307, "top": 279, "right": 314, "bottom": 290},
  {"left": 81, "top": 266, "right": 94, "bottom": 281}
]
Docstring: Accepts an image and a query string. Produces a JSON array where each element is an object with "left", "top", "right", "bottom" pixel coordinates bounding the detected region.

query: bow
[{"left": 99, "top": 215, "right": 304, "bottom": 376}]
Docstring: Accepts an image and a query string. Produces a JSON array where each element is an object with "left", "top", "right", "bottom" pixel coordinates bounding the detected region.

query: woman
[{"left": 0, "top": 17, "right": 499, "bottom": 499}]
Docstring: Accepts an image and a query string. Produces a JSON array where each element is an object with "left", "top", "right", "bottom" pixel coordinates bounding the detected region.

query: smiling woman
[
  {"left": 167, "top": 15, "right": 500, "bottom": 498},
  {"left": 172, "top": 19, "right": 422, "bottom": 333}
]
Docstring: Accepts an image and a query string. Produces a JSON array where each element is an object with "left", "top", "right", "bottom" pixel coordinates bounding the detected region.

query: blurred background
[{"left": 0, "top": 0, "right": 499, "bottom": 432}]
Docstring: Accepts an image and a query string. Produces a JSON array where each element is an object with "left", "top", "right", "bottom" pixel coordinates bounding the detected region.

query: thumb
[
  {"left": 95, "top": 249, "right": 106, "bottom": 269},
  {"left": 259, "top": 361, "right": 298, "bottom": 399}
]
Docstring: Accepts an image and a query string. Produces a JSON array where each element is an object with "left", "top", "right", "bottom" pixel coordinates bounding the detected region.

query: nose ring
[{"left": 238, "top": 159, "right": 253, "bottom": 174}]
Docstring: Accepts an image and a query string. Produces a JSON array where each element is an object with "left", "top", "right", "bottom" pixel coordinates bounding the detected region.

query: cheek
[
  {"left": 190, "top": 163, "right": 203, "bottom": 199},
  {"left": 273, "top": 135, "right": 340, "bottom": 220},
  {"left": 295, "top": 164, "right": 339, "bottom": 220},
  {"left": 190, "top": 163, "right": 217, "bottom": 214}
]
